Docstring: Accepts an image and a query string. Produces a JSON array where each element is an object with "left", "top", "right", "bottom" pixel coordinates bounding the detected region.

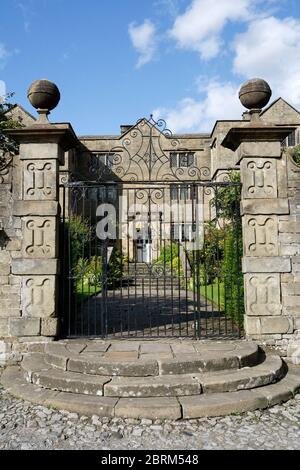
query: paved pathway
[{"left": 0, "top": 367, "right": 299, "bottom": 450}]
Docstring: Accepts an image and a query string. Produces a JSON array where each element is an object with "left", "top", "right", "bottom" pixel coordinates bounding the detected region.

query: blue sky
[{"left": 1, "top": 0, "right": 300, "bottom": 135}]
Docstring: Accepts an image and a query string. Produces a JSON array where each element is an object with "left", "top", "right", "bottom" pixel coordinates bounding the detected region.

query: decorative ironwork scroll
[{"left": 89, "top": 115, "right": 210, "bottom": 182}]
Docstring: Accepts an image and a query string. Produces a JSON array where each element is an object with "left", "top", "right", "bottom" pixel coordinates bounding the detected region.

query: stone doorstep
[{"left": 1, "top": 365, "right": 300, "bottom": 420}]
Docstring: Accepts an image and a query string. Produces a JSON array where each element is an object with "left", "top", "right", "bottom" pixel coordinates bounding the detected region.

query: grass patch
[
  {"left": 199, "top": 282, "right": 225, "bottom": 310},
  {"left": 76, "top": 281, "right": 101, "bottom": 303}
]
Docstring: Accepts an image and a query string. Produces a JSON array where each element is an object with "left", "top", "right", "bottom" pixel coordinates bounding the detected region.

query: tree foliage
[
  {"left": 0, "top": 93, "right": 20, "bottom": 167},
  {"left": 289, "top": 144, "right": 300, "bottom": 166}
]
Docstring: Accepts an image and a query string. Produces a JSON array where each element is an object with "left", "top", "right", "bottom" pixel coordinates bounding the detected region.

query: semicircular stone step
[
  {"left": 21, "top": 353, "right": 283, "bottom": 398},
  {"left": 2, "top": 364, "right": 300, "bottom": 419},
  {"left": 43, "top": 341, "right": 260, "bottom": 377},
  {"left": 103, "top": 355, "right": 284, "bottom": 397}
]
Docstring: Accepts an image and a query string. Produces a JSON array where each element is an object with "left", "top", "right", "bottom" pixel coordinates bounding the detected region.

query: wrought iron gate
[{"left": 60, "top": 180, "right": 243, "bottom": 338}]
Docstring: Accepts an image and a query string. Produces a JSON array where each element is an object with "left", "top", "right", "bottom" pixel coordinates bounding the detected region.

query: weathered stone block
[
  {"left": 13, "top": 201, "right": 59, "bottom": 216},
  {"left": 19, "top": 143, "right": 62, "bottom": 161},
  {"left": 283, "top": 307, "right": 300, "bottom": 316},
  {"left": 6, "top": 238, "right": 22, "bottom": 251},
  {"left": 245, "top": 273, "right": 281, "bottom": 316},
  {"left": 281, "top": 273, "right": 295, "bottom": 283},
  {"left": 22, "top": 217, "right": 57, "bottom": 258},
  {"left": 238, "top": 141, "right": 282, "bottom": 160},
  {"left": 12, "top": 259, "right": 59, "bottom": 275},
  {"left": 241, "top": 199, "right": 289, "bottom": 215},
  {"left": 243, "top": 215, "right": 278, "bottom": 256},
  {"left": 261, "top": 316, "right": 294, "bottom": 334},
  {"left": 279, "top": 233, "right": 300, "bottom": 243},
  {"left": 282, "top": 296, "right": 300, "bottom": 307},
  {"left": 40, "top": 318, "right": 59, "bottom": 336},
  {"left": 280, "top": 244, "right": 300, "bottom": 256},
  {"left": 0, "top": 251, "right": 10, "bottom": 264},
  {"left": 0, "top": 276, "right": 9, "bottom": 285},
  {"left": 282, "top": 282, "right": 300, "bottom": 296},
  {"left": 245, "top": 316, "right": 294, "bottom": 335},
  {"left": 279, "top": 221, "right": 300, "bottom": 233},
  {"left": 242, "top": 257, "right": 291, "bottom": 273},
  {"left": 241, "top": 158, "right": 277, "bottom": 199},
  {"left": 21, "top": 276, "right": 56, "bottom": 317},
  {"left": 9, "top": 317, "right": 41, "bottom": 337},
  {"left": 0, "top": 264, "right": 10, "bottom": 275},
  {"left": 292, "top": 257, "right": 300, "bottom": 273},
  {"left": 23, "top": 160, "right": 58, "bottom": 200},
  {"left": 0, "top": 318, "right": 9, "bottom": 335}
]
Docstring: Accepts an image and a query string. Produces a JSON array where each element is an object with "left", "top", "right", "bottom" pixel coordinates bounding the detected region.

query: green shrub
[
  {"left": 107, "top": 248, "right": 123, "bottom": 286},
  {"left": 66, "top": 215, "right": 92, "bottom": 268},
  {"left": 76, "top": 255, "right": 102, "bottom": 286},
  {"left": 154, "top": 244, "right": 183, "bottom": 276},
  {"left": 188, "top": 222, "right": 225, "bottom": 285},
  {"left": 291, "top": 144, "right": 300, "bottom": 165},
  {"left": 222, "top": 227, "right": 244, "bottom": 325}
]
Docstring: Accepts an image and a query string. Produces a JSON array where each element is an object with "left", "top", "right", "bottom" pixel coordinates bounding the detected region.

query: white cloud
[
  {"left": 153, "top": 80, "right": 242, "bottom": 133},
  {"left": 233, "top": 16, "right": 300, "bottom": 106},
  {"left": 129, "top": 19, "right": 157, "bottom": 68},
  {"left": 169, "top": 0, "right": 254, "bottom": 59}
]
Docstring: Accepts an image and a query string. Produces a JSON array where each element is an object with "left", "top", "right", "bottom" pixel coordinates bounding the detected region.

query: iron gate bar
[{"left": 60, "top": 180, "right": 243, "bottom": 339}]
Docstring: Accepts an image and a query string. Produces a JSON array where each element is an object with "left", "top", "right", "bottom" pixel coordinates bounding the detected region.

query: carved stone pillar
[
  {"left": 222, "top": 125, "right": 295, "bottom": 341},
  {"left": 5, "top": 125, "right": 77, "bottom": 339}
]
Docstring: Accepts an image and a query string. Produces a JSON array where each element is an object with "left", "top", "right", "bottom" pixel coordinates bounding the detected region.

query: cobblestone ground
[{"left": 0, "top": 369, "right": 300, "bottom": 450}]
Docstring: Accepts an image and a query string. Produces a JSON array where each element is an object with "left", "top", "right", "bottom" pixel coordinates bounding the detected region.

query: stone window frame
[{"left": 170, "top": 151, "right": 195, "bottom": 168}]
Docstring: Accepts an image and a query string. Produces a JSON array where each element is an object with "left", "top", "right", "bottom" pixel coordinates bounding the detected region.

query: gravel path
[{"left": 1, "top": 368, "right": 300, "bottom": 450}]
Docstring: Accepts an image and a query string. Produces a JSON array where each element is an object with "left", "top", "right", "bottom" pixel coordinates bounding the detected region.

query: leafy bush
[
  {"left": 154, "top": 244, "right": 183, "bottom": 276},
  {"left": 222, "top": 227, "right": 244, "bottom": 325},
  {"left": 75, "top": 255, "right": 102, "bottom": 288},
  {"left": 212, "top": 171, "right": 241, "bottom": 220},
  {"left": 188, "top": 222, "right": 225, "bottom": 285},
  {"left": 0, "top": 92, "right": 21, "bottom": 157},
  {"left": 107, "top": 248, "right": 123, "bottom": 286},
  {"left": 66, "top": 215, "right": 92, "bottom": 268},
  {"left": 290, "top": 144, "right": 300, "bottom": 165}
]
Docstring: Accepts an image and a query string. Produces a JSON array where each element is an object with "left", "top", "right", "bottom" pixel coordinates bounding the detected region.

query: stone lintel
[
  {"left": 241, "top": 199, "right": 290, "bottom": 215},
  {"left": 221, "top": 125, "right": 296, "bottom": 152},
  {"left": 13, "top": 201, "right": 59, "bottom": 216},
  {"left": 12, "top": 259, "right": 59, "bottom": 275},
  {"left": 242, "top": 257, "right": 291, "bottom": 273}
]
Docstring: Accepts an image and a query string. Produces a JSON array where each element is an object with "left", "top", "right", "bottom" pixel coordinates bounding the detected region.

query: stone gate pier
[{"left": 0, "top": 81, "right": 78, "bottom": 364}]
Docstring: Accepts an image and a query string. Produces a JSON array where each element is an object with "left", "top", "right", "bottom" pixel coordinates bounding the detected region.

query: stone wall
[{"left": 0, "top": 155, "right": 23, "bottom": 364}]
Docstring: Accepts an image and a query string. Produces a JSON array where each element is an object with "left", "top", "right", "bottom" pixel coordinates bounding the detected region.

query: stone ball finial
[
  {"left": 239, "top": 78, "right": 272, "bottom": 110},
  {"left": 27, "top": 79, "right": 60, "bottom": 112}
]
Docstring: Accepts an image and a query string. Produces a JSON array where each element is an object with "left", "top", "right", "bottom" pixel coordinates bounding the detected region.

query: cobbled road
[{"left": 0, "top": 368, "right": 300, "bottom": 450}]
